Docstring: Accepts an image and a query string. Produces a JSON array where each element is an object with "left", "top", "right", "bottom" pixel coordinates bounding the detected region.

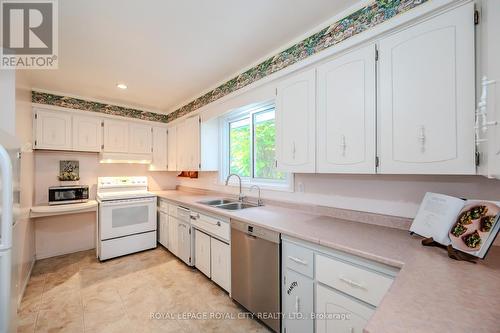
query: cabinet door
[
  {"left": 210, "top": 238, "right": 230, "bottom": 292},
  {"left": 317, "top": 44, "right": 376, "bottom": 173},
  {"left": 282, "top": 269, "right": 314, "bottom": 333},
  {"left": 195, "top": 229, "right": 211, "bottom": 278},
  {"left": 276, "top": 69, "right": 316, "bottom": 173},
  {"left": 176, "top": 122, "right": 186, "bottom": 170},
  {"left": 150, "top": 127, "right": 168, "bottom": 171},
  {"left": 167, "top": 126, "right": 177, "bottom": 171},
  {"left": 34, "top": 109, "right": 72, "bottom": 150},
  {"left": 184, "top": 116, "right": 201, "bottom": 171},
  {"left": 158, "top": 211, "right": 168, "bottom": 247},
  {"left": 129, "top": 123, "right": 152, "bottom": 154},
  {"left": 168, "top": 217, "right": 179, "bottom": 256},
  {"left": 177, "top": 221, "right": 192, "bottom": 265},
  {"left": 378, "top": 3, "right": 475, "bottom": 174},
  {"left": 316, "top": 284, "right": 374, "bottom": 333},
  {"left": 72, "top": 115, "right": 103, "bottom": 152},
  {"left": 103, "top": 119, "right": 129, "bottom": 153}
]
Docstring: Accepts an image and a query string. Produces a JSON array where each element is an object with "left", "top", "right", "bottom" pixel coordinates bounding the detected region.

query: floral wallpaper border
[
  {"left": 33, "top": 0, "right": 428, "bottom": 124},
  {"left": 32, "top": 91, "right": 169, "bottom": 123},
  {"left": 167, "top": 0, "right": 428, "bottom": 121}
]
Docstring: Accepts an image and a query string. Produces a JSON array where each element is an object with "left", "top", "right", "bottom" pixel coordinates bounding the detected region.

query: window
[{"left": 221, "top": 103, "right": 291, "bottom": 190}]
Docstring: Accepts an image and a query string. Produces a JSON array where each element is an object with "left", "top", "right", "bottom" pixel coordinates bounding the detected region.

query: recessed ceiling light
[{"left": 116, "top": 83, "right": 127, "bottom": 90}]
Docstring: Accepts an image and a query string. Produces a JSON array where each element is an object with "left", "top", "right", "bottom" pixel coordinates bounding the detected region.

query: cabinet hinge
[
  {"left": 151, "top": 147, "right": 153, "bottom": 153},
  {"left": 34, "top": 140, "right": 37, "bottom": 146},
  {"left": 283, "top": 275, "right": 286, "bottom": 285},
  {"left": 475, "top": 151, "right": 481, "bottom": 166},
  {"left": 101, "top": 121, "right": 104, "bottom": 127},
  {"left": 199, "top": 163, "right": 201, "bottom": 169},
  {"left": 101, "top": 144, "right": 104, "bottom": 150},
  {"left": 375, "top": 48, "right": 379, "bottom": 61},
  {"left": 474, "top": 10, "right": 480, "bottom": 25},
  {"left": 34, "top": 113, "right": 38, "bottom": 119},
  {"left": 199, "top": 117, "right": 201, "bottom": 124},
  {"left": 189, "top": 256, "right": 191, "bottom": 263},
  {"left": 375, "top": 156, "right": 380, "bottom": 167}
]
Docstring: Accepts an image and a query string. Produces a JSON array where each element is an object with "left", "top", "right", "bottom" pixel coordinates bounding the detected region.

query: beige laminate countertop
[{"left": 153, "top": 190, "right": 500, "bottom": 333}]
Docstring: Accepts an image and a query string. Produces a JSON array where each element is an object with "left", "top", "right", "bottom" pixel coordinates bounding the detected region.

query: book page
[{"left": 410, "top": 192, "right": 465, "bottom": 245}]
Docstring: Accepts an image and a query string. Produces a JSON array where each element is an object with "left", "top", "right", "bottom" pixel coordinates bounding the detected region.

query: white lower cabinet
[
  {"left": 177, "top": 219, "right": 192, "bottom": 265},
  {"left": 195, "top": 229, "right": 211, "bottom": 278},
  {"left": 316, "top": 284, "right": 374, "bottom": 333},
  {"left": 158, "top": 210, "right": 169, "bottom": 248},
  {"left": 168, "top": 216, "right": 179, "bottom": 257},
  {"left": 282, "top": 269, "right": 313, "bottom": 333},
  {"left": 210, "top": 237, "right": 230, "bottom": 292},
  {"left": 282, "top": 237, "right": 398, "bottom": 333}
]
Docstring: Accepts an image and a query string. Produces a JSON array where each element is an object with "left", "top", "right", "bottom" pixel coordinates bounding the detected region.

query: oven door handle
[{"left": 99, "top": 197, "right": 156, "bottom": 207}]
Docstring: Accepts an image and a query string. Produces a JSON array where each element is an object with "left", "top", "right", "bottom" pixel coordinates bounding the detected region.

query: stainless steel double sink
[{"left": 198, "top": 199, "right": 259, "bottom": 210}]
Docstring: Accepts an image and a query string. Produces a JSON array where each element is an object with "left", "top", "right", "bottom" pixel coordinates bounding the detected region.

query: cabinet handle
[
  {"left": 339, "top": 275, "right": 365, "bottom": 289},
  {"left": 295, "top": 296, "right": 300, "bottom": 313},
  {"left": 288, "top": 256, "right": 307, "bottom": 265},
  {"left": 340, "top": 135, "right": 347, "bottom": 156},
  {"left": 418, "top": 126, "right": 426, "bottom": 153}
]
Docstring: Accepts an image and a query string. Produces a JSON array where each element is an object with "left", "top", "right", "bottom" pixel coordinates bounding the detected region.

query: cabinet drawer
[
  {"left": 167, "top": 203, "right": 178, "bottom": 217},
  {"left": 316, "top": 254, "right": 393, "bottom": 306},
  {"left": 159, "top": 199, "right": 169, "bottom": 212},
  {"left": 191, "top": 212, "right": 230, "bottom": 242},
  {"left": 316, "top": 284, "right": 374, "bottom": 333},
  {"left": 283, "top": 241, "right": 314, "bottom": 278}
]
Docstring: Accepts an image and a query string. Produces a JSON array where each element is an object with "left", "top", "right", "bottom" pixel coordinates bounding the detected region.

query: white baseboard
[{"left": 17, "top": 256, "right": 35, "bottom": 307}]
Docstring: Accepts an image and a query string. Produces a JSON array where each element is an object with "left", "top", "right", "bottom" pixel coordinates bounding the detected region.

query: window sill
[{"left": 221, "top": 174, "right": 294, "bottom": 193}]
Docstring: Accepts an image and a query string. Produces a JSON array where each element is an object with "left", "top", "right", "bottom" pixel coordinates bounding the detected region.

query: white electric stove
[{"left": 97, "top": 176, "right": 157, "bottom": 260}]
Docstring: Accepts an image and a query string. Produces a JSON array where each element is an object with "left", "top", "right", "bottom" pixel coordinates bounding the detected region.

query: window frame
[{"left": 220, "top": 102, "right": 293, "bottom": 192}]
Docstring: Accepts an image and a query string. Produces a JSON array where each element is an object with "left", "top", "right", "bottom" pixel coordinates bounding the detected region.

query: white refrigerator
[{"left": 0, "top": 129, "right": 20, "bottom": 333}]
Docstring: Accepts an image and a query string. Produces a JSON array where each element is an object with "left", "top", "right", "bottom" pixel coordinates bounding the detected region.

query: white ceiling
[{"left": 26, "top": 0, "right": 358, "bottom": 113}]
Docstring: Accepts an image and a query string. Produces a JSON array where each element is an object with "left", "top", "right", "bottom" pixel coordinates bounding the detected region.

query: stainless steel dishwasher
[{"left": 231, "top": 220, "right": 280, "bottom": 332}]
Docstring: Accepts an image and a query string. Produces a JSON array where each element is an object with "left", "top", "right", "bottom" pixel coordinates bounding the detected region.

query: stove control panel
[{"left": 97, "top": 176, "right": 148, "bottom": 189}]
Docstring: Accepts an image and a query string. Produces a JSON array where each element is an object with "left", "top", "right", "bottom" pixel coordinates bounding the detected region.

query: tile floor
[{"left": 17, "top": 247, "right": 272, "bottom": 333}]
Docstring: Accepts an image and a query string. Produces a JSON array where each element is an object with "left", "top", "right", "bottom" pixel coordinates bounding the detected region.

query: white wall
[
  {"left": 0, "top": 69, "right": 16, "bottom": 136},
  {"left": 33, "top": 150, "right": 177, "bottom": 258},
  {"left": 13, "top": 71, "right": 36, "bottom": 304}
]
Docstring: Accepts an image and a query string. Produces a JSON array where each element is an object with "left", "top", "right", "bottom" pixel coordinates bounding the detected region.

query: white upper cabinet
[
  {"left": 276, "top": 68, "right": 316, "bottom": 173},
  {"left": 149, "top": 126, "right": 168, "bottom": 171},
  {"left": 129, "top": 123, "right": 152, "bottom": 154},
  {"left": 103, "top": 119, "right": 129, "bottom": 153},
  {"left": 184, "top": 116, "right": 201, "bottom": 170},
  {"left": 167, "top": 126, "right": 177, "bottom": 171},
  {"left": 317, "top": 44, "right": 376, "bottom": 173},
  {"left": 34, "top": 108, "right": 72, "bottom": 150},
  {"left": 72, "top": 115, "right": 103, "bottom": 152},
  {"left": 174, "top": 115, "right": 218, "bottom": 171},
  {"left": 378, "top": 3, "right": 475, "bottom": 174}
]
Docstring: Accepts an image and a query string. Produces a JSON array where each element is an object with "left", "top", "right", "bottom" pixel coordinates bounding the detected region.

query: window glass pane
[
  {"left": 229, "top": 117, "right": 251, "bottom": 177},
  {"left": 253, "top": 109, "right": 285, "bottom": 180}
]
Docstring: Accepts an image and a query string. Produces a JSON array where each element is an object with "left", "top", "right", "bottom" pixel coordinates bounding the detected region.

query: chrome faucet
[
  {"left": 225, "top": 173, "right": 245, "bottom": 202},
  {"left": 250, "top": 185, "right": 263, "bottom": 206}
]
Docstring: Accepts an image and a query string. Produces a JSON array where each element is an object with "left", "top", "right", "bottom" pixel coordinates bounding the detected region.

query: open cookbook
[{"left": 410, "top": 192, "right": 500, "bottom": 258}]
